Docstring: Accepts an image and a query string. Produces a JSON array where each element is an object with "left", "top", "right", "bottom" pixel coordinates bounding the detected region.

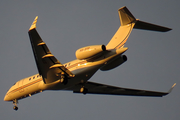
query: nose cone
[
  {"left": 4, "top": 95, "right": 8, "bottom": 101},
  {"left": 4, "top": 93, "right": 11, "bottom": 101}
]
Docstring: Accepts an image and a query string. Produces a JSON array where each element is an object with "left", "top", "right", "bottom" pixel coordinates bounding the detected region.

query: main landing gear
[
  {"left": 80, "top": 87, "right": 88, "bottom": 95},
  {"left": 13, "top": 99, "right": 18, "bottom": 111},
  {"left": 59, "top": 72, "right": 68, "bottom": 85}
]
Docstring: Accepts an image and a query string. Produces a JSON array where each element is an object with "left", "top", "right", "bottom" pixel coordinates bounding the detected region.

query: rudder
[
  {"left": 106, "top": 6, "right": 172, "bottom": 50},
  {"left": 106, "top": 6, "right": 136, "bottom": 50}
]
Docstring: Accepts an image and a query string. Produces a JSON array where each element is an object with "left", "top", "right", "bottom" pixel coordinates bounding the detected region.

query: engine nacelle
[
  {"left": 76, "top": 45, "right": 106, "bottom": 60},
  {"left": 100, "top": 55, "right": 127, "bottom": 71}
]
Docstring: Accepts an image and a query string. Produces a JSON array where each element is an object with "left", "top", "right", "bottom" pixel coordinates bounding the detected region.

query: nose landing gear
[
  {"left": 13, "top": 106, "right": 18, "bottom": 111},
  {"left": 13, "top": 99, "right": 18, "bottom": 111}
]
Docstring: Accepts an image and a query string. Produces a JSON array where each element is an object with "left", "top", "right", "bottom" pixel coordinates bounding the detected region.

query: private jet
[{"left": 4, "top": 6, "right": 176, "bottom": 111}]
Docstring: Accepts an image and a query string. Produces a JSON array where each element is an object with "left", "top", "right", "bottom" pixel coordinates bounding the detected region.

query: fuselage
[{"left": 4, "top": 48, "right": 128, "bottom": 101}]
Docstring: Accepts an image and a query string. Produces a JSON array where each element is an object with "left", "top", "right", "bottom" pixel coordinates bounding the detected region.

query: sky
[{"left": 0, "top": 0, "right": 179, "bottom": 120}]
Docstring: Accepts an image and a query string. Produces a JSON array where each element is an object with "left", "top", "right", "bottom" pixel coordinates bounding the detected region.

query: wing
[
  {"left": 28, "top": 16, "right": 74, "bottom": 84},
  {"left": 71, "top": 81, "right": 176, "bottom": 97}
]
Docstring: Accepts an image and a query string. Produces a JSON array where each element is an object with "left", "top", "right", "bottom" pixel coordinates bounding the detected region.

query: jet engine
[
  {"left": 100, "top": 55, "right": 127, "bottom": 71},
  {"left": 76, "top": 45, "right": 106, "bottom": 60}
]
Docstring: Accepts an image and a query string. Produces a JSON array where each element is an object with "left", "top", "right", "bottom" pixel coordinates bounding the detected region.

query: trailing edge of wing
[{"left": 72, "top": 82, "right": 176, "bottom": 97}]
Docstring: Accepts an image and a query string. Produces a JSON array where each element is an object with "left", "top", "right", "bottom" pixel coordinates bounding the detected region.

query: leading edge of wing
[{"left": 73, "top": 82, "right": 176, "bottom": 97}]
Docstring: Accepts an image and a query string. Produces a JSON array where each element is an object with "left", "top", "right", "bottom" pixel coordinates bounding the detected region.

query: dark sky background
[{"left": 1, "top": 1, "right": 179, "bottom": 120}]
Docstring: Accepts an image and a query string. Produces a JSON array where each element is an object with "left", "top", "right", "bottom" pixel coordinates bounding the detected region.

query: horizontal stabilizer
[{"left": 134, "top": 20, "right": 172, "bottom": 32}]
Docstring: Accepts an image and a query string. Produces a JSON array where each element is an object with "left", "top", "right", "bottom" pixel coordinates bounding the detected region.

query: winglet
[
  {"left": 168, "top": 83, "right": 176, "bottom": 93},
  {"left": 29, "top": 16, "right": 38, "bottom": 31}
]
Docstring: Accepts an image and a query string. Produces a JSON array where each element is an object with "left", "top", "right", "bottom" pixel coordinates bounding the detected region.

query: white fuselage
[{"left": 4, "top": 48, "right": 127, "bottom": 101}]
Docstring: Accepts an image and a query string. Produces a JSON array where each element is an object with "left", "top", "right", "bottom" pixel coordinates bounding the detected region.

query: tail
[{"left": 106, "top": 6, "right": 172, "bottom": 50}]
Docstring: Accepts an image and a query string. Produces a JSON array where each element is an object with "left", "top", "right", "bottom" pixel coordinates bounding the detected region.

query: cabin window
[
  {"left": 37, "top": 75, "right": 41, "bottom": 78},
  {"left": 29, "top": 78, "right": 31, "bottom": 81},
  {"left": 33, "top": 76, "right": 35, "bottom": 79}
]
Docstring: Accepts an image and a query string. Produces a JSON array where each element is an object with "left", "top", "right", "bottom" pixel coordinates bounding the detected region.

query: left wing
[
  {"left": 71, "top": 82, "right": 176, "bottom": 97},
  {"left": 28, "top": 16, "right": 74, "bottom": 84}
]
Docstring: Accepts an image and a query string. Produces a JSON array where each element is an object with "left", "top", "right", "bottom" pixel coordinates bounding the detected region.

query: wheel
[
  {"left": 83, "top": 88, "right": 88, "bottom": 95},
  {"left": 80, "top": 87, "right": 88, "bottom": 95},
  {"left": 60, "top": 77, "right": 64, "bottom": 83},
  {"left": 60, "top": 75, "right": 68, "bottom": 85},
  {"left": 13, "top": 106, "right": 18, "bottom": 111}
]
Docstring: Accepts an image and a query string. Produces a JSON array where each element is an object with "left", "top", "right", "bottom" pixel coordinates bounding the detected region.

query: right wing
[
  {"left": 72, "top": 81, "right": 176, "bottom": 97},
  {"left": 28, "top": 16, "right": 74, "bottom": 84}
]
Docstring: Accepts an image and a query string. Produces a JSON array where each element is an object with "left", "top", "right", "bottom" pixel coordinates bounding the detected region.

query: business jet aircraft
[{"left": 4, "top": 6, "right": 175, "bottom": 111}]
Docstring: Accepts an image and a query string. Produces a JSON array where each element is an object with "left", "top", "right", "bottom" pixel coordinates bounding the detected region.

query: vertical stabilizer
[
  {"left": 106, "top": 6, "right": 172, "bottom": 50},
  {"left": 106, "top": 7, "right": 136, "bottom": 50}
]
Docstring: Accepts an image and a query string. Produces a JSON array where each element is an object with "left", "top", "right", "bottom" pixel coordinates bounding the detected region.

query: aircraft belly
[
  {"left": 71, "top": 64, "right": 101, "bottom": 81},
  {"left": 45, "top": 65, "right": 101, "bottom": 90}
]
